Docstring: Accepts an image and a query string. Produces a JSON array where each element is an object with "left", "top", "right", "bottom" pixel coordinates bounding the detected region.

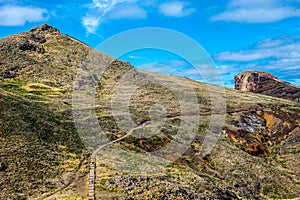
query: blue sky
[{"left": 0, "top": 0, "right": 300, "bottom": 87}]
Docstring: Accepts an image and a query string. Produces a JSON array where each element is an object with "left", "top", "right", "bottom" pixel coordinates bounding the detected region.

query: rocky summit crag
[
  {"left": 235, "top": 71, "right": 300, "bottom": 102},
  {"left": 0, "top": 25, "right": 299, "bottom": 199}
]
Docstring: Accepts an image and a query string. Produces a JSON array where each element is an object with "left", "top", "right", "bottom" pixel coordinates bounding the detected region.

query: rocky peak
[
  {"left": 234, "top": 71, "right": 278, "bottom": 91},
  {"left": 29, "top": 24, "right": 60, "bottom": 34},
  {"left": 0, "top": 24, "right": 87, "bottom": 81},
  {"left": 235, "top": 71, "right": 300, "bottom": 102},
  {"left": 0, "top": 24, "right": 127, "bottom": 88}
]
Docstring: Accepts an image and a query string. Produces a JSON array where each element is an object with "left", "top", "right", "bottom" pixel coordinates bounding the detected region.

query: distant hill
[
  {"left": 235, "top": 71, "right": 300, "bottom": 102},
  {"left": 0, "top": 25, "right": 299, "bottom": 199}
]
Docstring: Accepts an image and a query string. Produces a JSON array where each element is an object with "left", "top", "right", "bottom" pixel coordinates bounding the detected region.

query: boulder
[{"left": 0, "top": 163, "right": 7, "bottom": 171}]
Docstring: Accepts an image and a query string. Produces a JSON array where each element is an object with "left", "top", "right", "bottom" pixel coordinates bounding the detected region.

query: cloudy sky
[{"left": 0, "top": 0, "right": 300, "bottom": 87}]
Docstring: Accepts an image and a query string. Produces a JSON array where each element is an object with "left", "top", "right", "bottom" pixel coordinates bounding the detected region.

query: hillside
[
  {"left": 235, "top": 71, "right": 300, "bottom": 102},
  {"left": 0, "top": 25, "right": 299, "bottom": 199}
]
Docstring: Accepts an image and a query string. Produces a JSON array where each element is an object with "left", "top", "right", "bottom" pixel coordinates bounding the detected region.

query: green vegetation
[{"left": 0, "top": 24, "right": 299, "bottom": 199}]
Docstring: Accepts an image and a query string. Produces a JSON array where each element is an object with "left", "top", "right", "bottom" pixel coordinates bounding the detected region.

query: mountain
[
  {"left": 0, "top": 25, "right": 299, "bottom": 199},
  {"left": 235, "top": 71, "right": 300, "bottom": 102}
]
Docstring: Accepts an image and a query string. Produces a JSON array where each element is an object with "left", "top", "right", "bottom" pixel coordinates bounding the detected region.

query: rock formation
[{"left": 235, "top": 71, "right": 300, "bottom": 102}]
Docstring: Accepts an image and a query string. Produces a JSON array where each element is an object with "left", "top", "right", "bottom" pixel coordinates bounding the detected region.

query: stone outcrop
[
  {"left": 235, "top": 71, "right": 300, "bottom": 102},
  {"left": 222, "top": 110, "right": 299, "bottom": 157}
]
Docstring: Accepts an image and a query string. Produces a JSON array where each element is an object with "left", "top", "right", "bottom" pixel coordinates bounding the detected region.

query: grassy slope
[
  {"left": 0, "top": 25, "right": 299, "bottom": 199},
  {"left": 0, "top": 25, "right": 93, "bottom": 199},
  {"left": 93, "top": 71, "right": 300, "bottom": 199},
  {"left": 0, "top": 89, "right": 87, "bottom": 199}
]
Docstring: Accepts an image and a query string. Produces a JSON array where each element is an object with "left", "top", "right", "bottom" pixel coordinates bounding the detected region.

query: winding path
[{"left": 88, "top": 121, "right": 150, "bottom": 200}]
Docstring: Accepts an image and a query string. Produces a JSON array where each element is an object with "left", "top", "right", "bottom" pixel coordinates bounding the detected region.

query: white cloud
[
  {"left": 82, "top": 16, "right": 101, "bottom": 34},
  {"left": 215, "top": 41, "right": 300, "bottom": 62},
  {"left": 164, "top": 59, "right": 189, "bottom": 68},
  {"left": 92, "top": 0, "right": 137, "bottom": 13},
  {"left": 0, "top": 5, "right": 48, "bottom": 26},
  {"left": 159, "top": 1, "right": 195, "bottom": 17},
  {"left": 211, "top": 7, "right": 300, "bottom": 23},
  {"left": 214, "top": 36, "right": 300, "bottom": 87},
  {"left": 255, "top": 38, "right": 290, "bottom": 48},
  {"left": 137, "top": 64, "right": 177, "bottom": 76},
  {"left": 215, "top": 51, "right": 272, "bottom": 62},
  {"left": 266, "top": 57, "right": 300, "bottom": 70},
  {"left": 82, "top": 0, "right": 146, "bottom": 33},
  {"left": 211, "top": 0, "right": 300, "bottom": 23},
  {"left": 107, "top": 4, "right": 147, "bottom": 19}
]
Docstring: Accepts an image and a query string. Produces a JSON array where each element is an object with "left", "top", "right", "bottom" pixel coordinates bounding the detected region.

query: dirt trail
[
  {"left": 88, "top": 121, "right": 150, "bottom": 200},
  {"left": 40, "top": 156, "right": 87, "bottom": 200}
]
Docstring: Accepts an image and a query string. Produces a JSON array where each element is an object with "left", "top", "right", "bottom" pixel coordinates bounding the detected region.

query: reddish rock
[{"left": 234, "top": 71, "right": 300, "bottom": 102}]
